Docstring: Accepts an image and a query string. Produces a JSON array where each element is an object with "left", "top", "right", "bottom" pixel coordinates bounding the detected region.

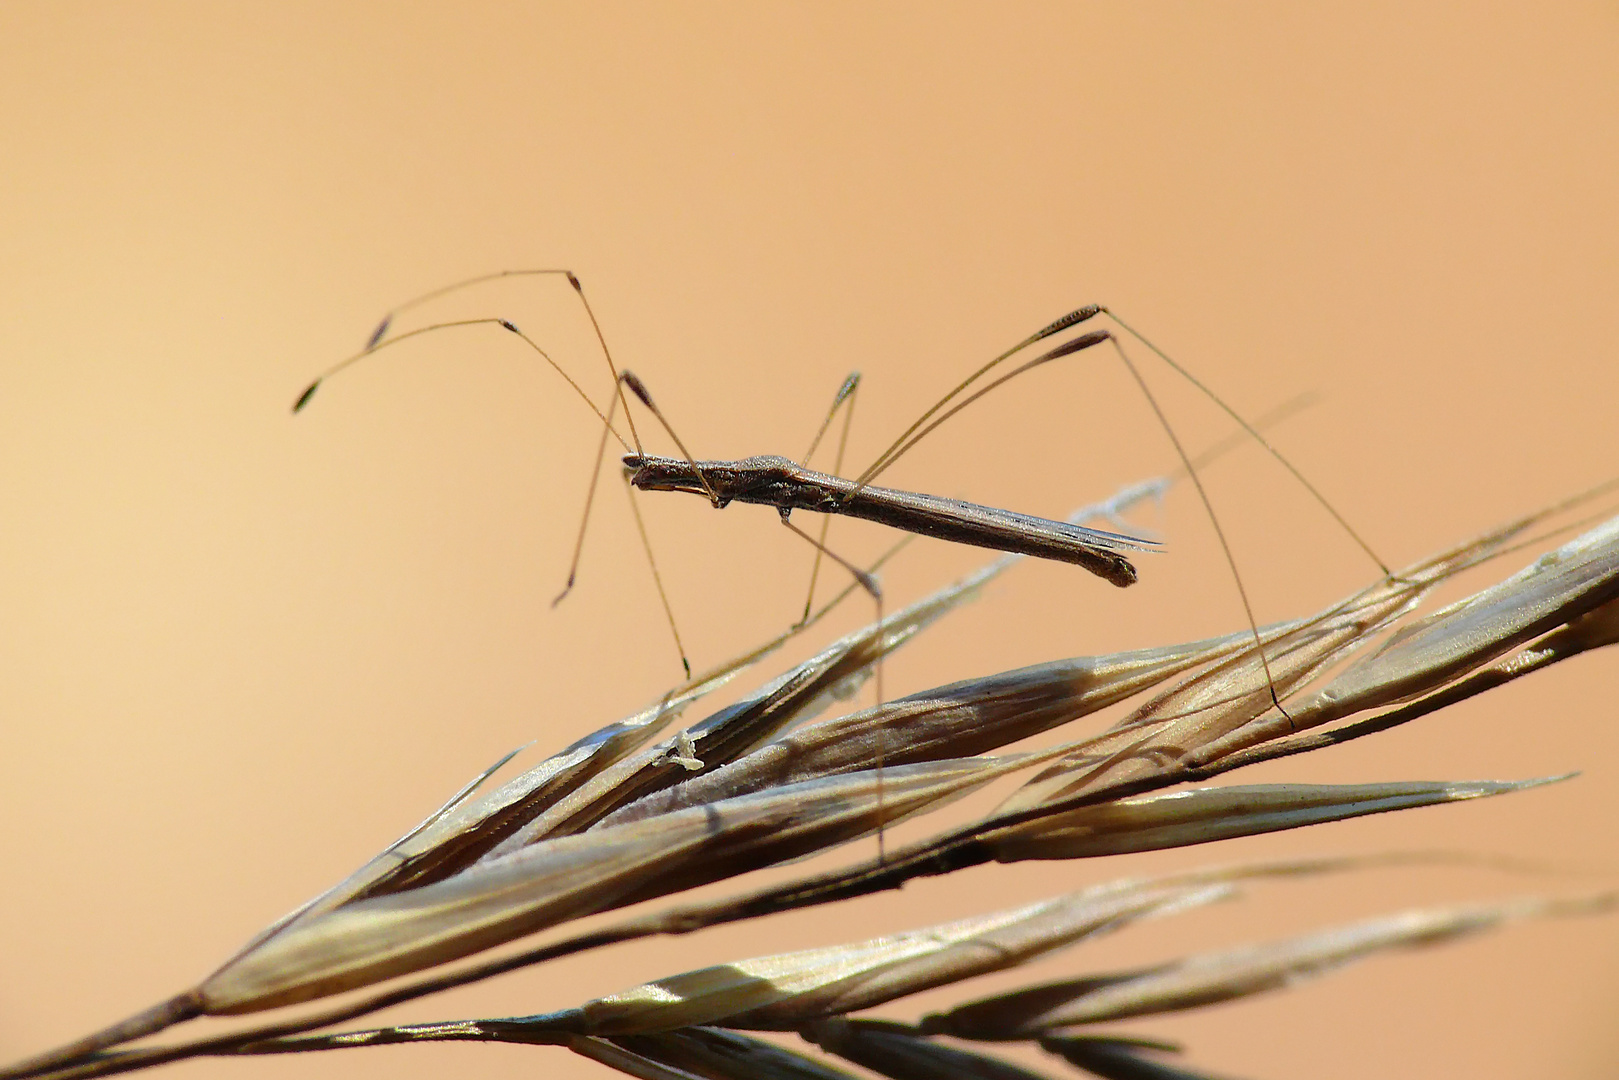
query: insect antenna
[
  {"left": 291, "top": 316, "right": 622, "bottom": 437},
  {"left": 341, "top": 268, "right": 645, "bottom": 450}
]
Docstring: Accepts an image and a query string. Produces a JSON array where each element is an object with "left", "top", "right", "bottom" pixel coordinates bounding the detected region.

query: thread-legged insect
[{"left": 293, "top": 270, "right": 1392, "bottom": 853}]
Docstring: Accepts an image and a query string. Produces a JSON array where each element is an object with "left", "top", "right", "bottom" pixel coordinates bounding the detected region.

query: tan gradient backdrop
[{"left": 2, "top": 4, "right": 1615, "bottom": 1078}]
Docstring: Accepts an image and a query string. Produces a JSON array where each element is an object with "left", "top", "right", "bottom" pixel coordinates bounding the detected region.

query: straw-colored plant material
[
  {"left": 1038, "top": 1034, "right": 1240, "bottom": 1080},
  {"left": 923, "top": 892, "right": 1618, "bottom": 1037},
  {"left": 209, "top": 868, "right": 1613, "bottom": 1079},
  {"left": 7, "top": 470, "right": 1617, "bottom": 1080},
  {"left": 203, "top": 758, "right": 1008, "bottom": 1014},
  {"left": 564, "top": 882, "right": 1233, "bottom": 1034},
  {"left": 986, "top": 776, "right": 1570, "bottom": 861}
]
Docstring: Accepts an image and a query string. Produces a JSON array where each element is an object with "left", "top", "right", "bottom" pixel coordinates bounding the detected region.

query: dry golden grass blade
[
  {"left": 11, "top": 486, "right": 1610, "bottom": 1080},
  {"left": 484, "top": 554, "right": 1007, "bottom": 848},
  {"left": 256, "top": 618, "right": 819, "bottom": 940},
  {"left": 198, "top": 758, "right": 1007, "bottom": 1015},
  {"left": 1039, "top": 1034, "right": 1236, "bottom": 1080},
  {"left": 992, "top": 504, "right": 1618, "bottom": 819},
  {"left": 198, "top": 801, "right": 737, "bottom": 1014},
  {"left": 986, "top": 776, "right": 1570, "bottom": 861},
  {"left": 605, "top": 1029, "right": 864, "bottom": 1080},
  {"left": 802, "top": 1018, "right": 1055, "bottom": 1080},
  {"left": 1191, "top": 509, "right": 1619, "bottom": 767},
  {"left": 236, "top": 1024, "right": 855, "bottom": 1080},
  {"left": 565, "top": 1035, "right": 717, "bottom": 1080},
  {"left": 924, "top": 892, "right": 1619, "bottom": 1038},
  {"left": 602, "top": 632, "right": 1262, "bottom": 827},
  {"left": 994, "top": 590, "right": 1418, "bottom": 817},
  {"left": 232, "top": 1017, "right": 568, "bottom": 1051},
  {"left": 1290, "top": 513, "right": 1619, "bottom": 726},
  {"left": 262, "top": 484, "right": 1065, "bottom": 939},
  {"left": 200, "top": 858, "right": 1502, "bottom": 1063},
  {"left": 562, "top": 883, "right": 1230, "bottom": 1035},
  {"left": 0, "top": 480, "right": 1179, "bottom": 1079},
  {"left": 587, "top": 757, "right": 1031, "bottom": 911},
  {"left": 1185, "top": 590, "right": 1619, "bottom": 783},
  {"left": 274, "top": 723, "right": 677, "bottom": 932}
]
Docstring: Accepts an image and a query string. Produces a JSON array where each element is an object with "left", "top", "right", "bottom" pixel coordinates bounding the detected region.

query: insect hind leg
[
  {"left": 845, "top": 305, "right": 1391, "bottom": 731},
  {"left": 777, "top": 510, "right": 890, "bottom": 861}
]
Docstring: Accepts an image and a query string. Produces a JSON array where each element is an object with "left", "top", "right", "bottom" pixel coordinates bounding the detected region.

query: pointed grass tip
[{"left": 292, "top": 379, "right": 321, "bottom": 413}]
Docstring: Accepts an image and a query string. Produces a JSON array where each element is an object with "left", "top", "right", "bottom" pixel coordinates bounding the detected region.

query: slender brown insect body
[
  {"left": 623, "top": 452, "right": 1152, "bottom": 587},
  {"left": 293, "top": 269, "right": 1391, "bottom": 718},
  {"left": 293, "top": 271, "right": 1387, "bottom": 860}
]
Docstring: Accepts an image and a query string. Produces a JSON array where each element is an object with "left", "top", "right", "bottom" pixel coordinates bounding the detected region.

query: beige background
[{"left": 2, "top": 3, "right": 1615, "bottom": 1078}]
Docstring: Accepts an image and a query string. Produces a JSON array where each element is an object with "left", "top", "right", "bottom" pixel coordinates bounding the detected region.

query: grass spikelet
[{"left": 6, "top": 469, "right": 1617, "bottom": 1080}]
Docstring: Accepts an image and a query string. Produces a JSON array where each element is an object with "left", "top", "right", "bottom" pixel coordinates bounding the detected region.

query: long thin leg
[
  {"left": 625, "top": 474, "right": 693, "bottom": 680},
  {"left": 574, "top": 368, "right": 746, "bottom": 680},
  {"left": 797, "top": 373, "right": 862, "bottom": 625},
  {"left": 856, "top": 305, "right": 1104, "bottom": 484},
  {"left": 553, "top": 369, "right": 726, "bottom": 680},
  {"left": 777, "top": 513, "right": 888, "bottom": 861},
  {"left": 841, "top": 313, "right": 1382, "bottom": 728},
  {"left": 1100, "top": 310, "right": 1391, "bottom": 577},
  {"left": 297, "top": 276, "right": 713, "bottom": 676},
  {"left": 1101, "top": 334, "right": 1292, "bottom": 726},
  {"left": 554, "top": 372, "right": 633, "bottom": 607},
  {"left": 779, "top": 514, "right": 881, "bottom": 603},
  {"left": 852, "top": 329, "right": 1110, "bottom": 488},
  {"left": 865, "top": 326, "right": 1294, "bottom": 724},
  {"left": 855, "top": 308, "right": 1387, "bottom": 578}
]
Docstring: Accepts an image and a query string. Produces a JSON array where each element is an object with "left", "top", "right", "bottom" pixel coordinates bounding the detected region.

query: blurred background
[{"left": 1, "top": 3, "right": 1615, "bottom": 1077}]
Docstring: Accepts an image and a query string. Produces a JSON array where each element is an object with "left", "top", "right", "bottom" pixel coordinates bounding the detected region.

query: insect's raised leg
[
  {"left": 553, "top": 367, "right": 734, "bottom": 680},
  {"left": 855, "top": 308, "right": 1388, "bottom": 578},
  {"left": 850, "top": 309, "right": 1390, "bottom": 731},
  {"left": 555, "top": 369, "right": 637, "bottom": 607},
  {"left": 293, "top": 271, "right": 719, "bottom": 677},
  {"left": 797, "top": 372, "right": 862, "bottom": 626},
  {"left": 1100, "top": 310, "right": 1392, "bottom": 577}
]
